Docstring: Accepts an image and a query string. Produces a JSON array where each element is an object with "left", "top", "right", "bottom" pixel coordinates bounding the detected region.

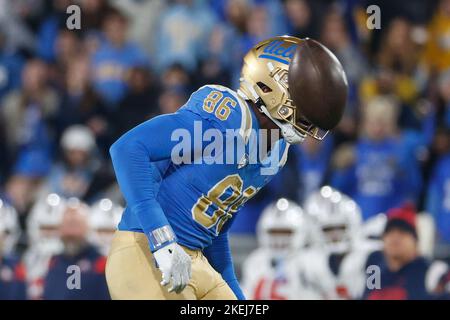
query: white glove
[{"left": 153, "top": 242, "right": 192, "bottom": 294}]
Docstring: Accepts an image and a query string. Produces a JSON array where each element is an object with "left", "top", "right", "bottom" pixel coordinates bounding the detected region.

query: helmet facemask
[{"left": 321, "top": 224, "right": 352, "bottom": 254}]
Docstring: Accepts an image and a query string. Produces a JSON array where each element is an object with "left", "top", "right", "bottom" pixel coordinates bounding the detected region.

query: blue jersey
[
  {"left": 110, "top": 85, "right": 289, "bottom": 299},
  {"left": 331, "top": 136, "right": 422, "bottom": 220},
  {"left": 0, "top": 255, "right": 27, "bottom": 300},
  {"left": 115, "top": 85, "right": 289, "bottom": 250},
  {"left": 426, "top": 154, "right": 450, "bottom": 243}
]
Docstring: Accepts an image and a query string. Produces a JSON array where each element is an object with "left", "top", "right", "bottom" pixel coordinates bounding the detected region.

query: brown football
[{"left": 288, "top": 38, "right": 348, "bottom": 130}]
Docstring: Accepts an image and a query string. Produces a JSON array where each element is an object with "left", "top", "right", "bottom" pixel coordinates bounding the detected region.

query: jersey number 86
[{"left": 192, "top": 174, "right": 258, "bottom": 234}]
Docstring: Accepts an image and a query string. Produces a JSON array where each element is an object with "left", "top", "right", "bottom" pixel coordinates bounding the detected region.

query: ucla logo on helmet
[{"left": 258, "top": 40, "right": 297, "bottom": 65}]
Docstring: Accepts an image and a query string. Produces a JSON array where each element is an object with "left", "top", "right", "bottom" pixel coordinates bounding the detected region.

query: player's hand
[{"left": 153, "top": 242, "right": 192, "bottom": 294}]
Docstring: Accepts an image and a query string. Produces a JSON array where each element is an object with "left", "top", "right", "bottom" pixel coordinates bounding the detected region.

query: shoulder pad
[{"left": 179, "top": 85, "right": 254, "bottom": 142}]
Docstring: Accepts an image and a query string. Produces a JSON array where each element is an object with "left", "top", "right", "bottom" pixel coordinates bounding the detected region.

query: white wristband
[{"left": 149, "top": 225, "right": 176, "bottom": 250}]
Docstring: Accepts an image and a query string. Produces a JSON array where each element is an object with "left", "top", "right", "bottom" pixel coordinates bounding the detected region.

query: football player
[
  {"left": 0, "top": 198, "right": 20, "bottom": 255},
  {"left": 106, "top": 36, "right": 348, "bottom": 299},
  {"left": 241, "top": 198, "right": 319, "bottom": 300},
  {"left": 88, "top": 198, "right": 123, "bottom": 256},
  {"left": 299, "top": 186, "right": 369, "bottom": 299},
  {"left": 0, "top": 199, "right": 26, "bottom": 300},
  {"left": 23, "top": 193, "right": 65, "bottom": 299}
]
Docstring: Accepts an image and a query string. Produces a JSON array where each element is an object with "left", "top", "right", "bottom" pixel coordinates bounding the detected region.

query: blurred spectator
[
  {"left": 0, "top": 30, "right": 25, "bottom": 103},
  {"left": 321, "top": 8, "right": 367, "bottom": 111},
  {"left": 56, "top": 55, "right": 111, "bottom": 155},
  {"left": 40, "top": 125, "right": 100, "bottom": 201},
  {"left": 436, "top": 69, "right": 450, "bottom": 129},
  {"left": 79, "top": 0, "right": 113, "bottom": 32},
  {"left": 265, "top": 136, "right": 334, "bottom": 203},
  {"left": 52, "top": 29, "right": 82, "bottom": 83},
  {"left": 36, "top": 0, "right": 73, "bottom": 62},
  {"left": 233, "top": 1, "right": 290, "bottom": 85},
  {"left": 161, "top": 63, "right": 192, "bottom": 92},
  {"left": 1, "top": 59, "right": 59, "bottom": 213},
  {"left": 331, "top": 96, "right": 423, "bottom": 219},
  {"left": 0, "top": 0, "right": 36, "bottom": 54},
  {"left": 0, "top": 28, "right": 24, "bottom": 180},
  {"left": 378, "top": 18, "right": 419, "bottom": 76},
  {"left": 158, "top": 87, "right": 188, "bottom": 115},
  {"left": 42, "top": 200, "right": 110, "bottom": 299},
  {"left": 284, "top": 0, "right": 315, "bottom": 38},
  {"left": 195, "top": 25, "right": 234, "bottom": 88},
  {"left": 241, "top": 5, "right": 271, "bottom": 54},
  {"left": 254, "top": 0, "right": 288, "bottom": 37},
  {"left": 422, "top": 0, "right": 450, "bottom": 74},
  {"left": 91, "top": 7, "right": 148, "bottom": 106},
  {"left": 363, "top": 205, "right": 446, "bottom": 299},
  {"left": 292, "top": 137, "right": 334, "bottom": 203},
  {"left": 361, "top": 18, "right": 422, "bottom": 131},
  {"left": 224, "top": 0, "right": 250, "bottom": 34},
  {"left": 284, "top": 0, "right": 331, "bottom": 39},
  {"left": 109, "top": 0, "right": 166, "bottom": 58},
  {"left": 155, "top": 0, "right": 216, "bottom": 72},
  {"left": 114, "top": 67, "right": 160, "bottom": 137}
]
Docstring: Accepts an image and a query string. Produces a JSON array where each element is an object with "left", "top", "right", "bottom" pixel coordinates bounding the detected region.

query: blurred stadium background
[{"left": 0, "top": 0, "right": 450, "bottom": 300}]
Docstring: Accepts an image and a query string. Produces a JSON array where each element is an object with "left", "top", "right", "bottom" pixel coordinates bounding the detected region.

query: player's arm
[
  {"left": 109, "top": 111, "right": 208, "bottom": 293},
  {"left": 203, "top": 231, "right": 245, "bottom": 300},
  {"left": 110, "top": 112, "right": 190, "bottom": 242}
]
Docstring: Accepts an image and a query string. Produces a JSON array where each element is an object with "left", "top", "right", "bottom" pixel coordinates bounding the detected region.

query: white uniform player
[
  {"left": 0, "top": 199, "right": 21, "bottom": 255},
  {"left": 88, "top": 198, "right": 123, "bottom": 256},
  {"left": 356, "top": 212, "right": 387, "bottom": 252},
  {"left": 23, "top": 193, "right": 66, "bottom": 299},
  {"left": 241, "top": 198, "right": 319, "bottom": 300},
  {"left": 299, "top": 186, "right": 372, "bottom": 300}
]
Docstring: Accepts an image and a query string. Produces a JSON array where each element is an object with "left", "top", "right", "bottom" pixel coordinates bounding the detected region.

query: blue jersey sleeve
[{"left": 110, "top": 110, "right": 214, "bottom": 251}]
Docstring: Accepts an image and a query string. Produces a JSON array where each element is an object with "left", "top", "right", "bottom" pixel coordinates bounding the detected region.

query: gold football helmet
[{"left": 238, "top": 36, "right": 347, "bottom": 143}]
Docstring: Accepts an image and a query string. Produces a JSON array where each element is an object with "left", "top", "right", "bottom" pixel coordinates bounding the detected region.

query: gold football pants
[{"left": 105, "top": 230, "right": 237, "bottom": 300}]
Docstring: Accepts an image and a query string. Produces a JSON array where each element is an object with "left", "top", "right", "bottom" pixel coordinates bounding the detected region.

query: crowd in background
[{"left": 0, "top": 0, "right": 450, "bottom": 299}]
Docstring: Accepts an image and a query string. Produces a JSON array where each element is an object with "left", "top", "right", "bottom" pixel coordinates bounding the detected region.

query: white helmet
[
  {"left": 0, "top": 199, "right": 21, "bottom": 255},
  {"left": 88, "top": 198, "right": 122, "bottom": 255},
  {"left": 304, "top": 186, "right": 362, "bottom": 254},
  {"left": 257, "top": 198, "right": 309, "bottom": 257},
  {"left": 61, "top": 125, "right": 96, "bottom": 152},
  {"left": 27, "top": 193, "right": 66, "bottom": 255}
]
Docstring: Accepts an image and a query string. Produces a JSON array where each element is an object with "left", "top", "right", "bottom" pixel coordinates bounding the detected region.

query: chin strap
[
  {"left": 258, "top": 104, "right": 306, "bottom": 144},
  {"left": 238, "top": 85, "right": 305, "bottom": 145}
]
